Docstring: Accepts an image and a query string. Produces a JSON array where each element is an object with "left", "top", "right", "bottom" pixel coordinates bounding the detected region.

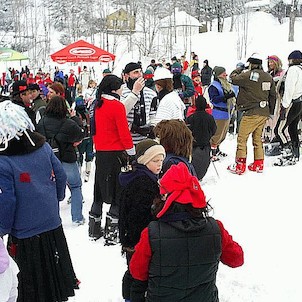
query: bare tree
[{"left": 288, "top": 0, "right": 299, "bottom": 41}]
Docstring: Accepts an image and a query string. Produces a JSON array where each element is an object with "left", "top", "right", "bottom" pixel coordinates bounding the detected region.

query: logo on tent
[
  {"left": 0, "top": 52, "right": 12, "bottom": 59},
  {"left": 69, "top": 47, "right": 96, "bottom": 56},
  {"left": 99, "top": 54, "right": 112, "bottom": 62}
]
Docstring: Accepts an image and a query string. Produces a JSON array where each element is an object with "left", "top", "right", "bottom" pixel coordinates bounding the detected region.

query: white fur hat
[{"left": 0, "top": 101, "right": 35, "bottom": 151}]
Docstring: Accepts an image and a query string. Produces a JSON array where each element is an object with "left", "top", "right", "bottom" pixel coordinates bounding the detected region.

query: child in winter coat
[
  {"left": 118, "top": 139, "right": 166, "bottom": 302},
  {"left": 153, "top": 119, "right": 197, "bottom": 176},
  {"left": 0, "top": 238, "right": 19, "bottom": 302},
  {"left": 129, "top": 162, "right": 244, "bottom": 302},
  {"left": 75, "top": 93, "right": 94, "bottom": 182},
  {"left": 186, "top": 95, "right": 217, "bottom": 180}
]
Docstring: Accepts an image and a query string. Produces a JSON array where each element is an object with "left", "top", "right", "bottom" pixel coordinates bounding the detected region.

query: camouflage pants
[{"left": 236, "top": 115, "right": 268, "bottom": 160}]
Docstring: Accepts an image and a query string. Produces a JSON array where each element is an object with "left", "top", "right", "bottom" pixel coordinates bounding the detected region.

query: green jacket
[{"left": 230, "top": 68, "right": 276, "bottom": 116}]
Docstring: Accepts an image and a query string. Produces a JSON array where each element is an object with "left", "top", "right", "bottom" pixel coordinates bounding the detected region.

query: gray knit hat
[
  {"left": 136, "top": 139, "right": 166, "bottom": 165},
  {"left": 213, "top": 66, "right": 226, "bottom": 77}
]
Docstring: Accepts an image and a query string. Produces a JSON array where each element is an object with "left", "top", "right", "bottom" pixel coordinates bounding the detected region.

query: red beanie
[{"left": 157, "top": 162, "right": 206, "bottom": 218}]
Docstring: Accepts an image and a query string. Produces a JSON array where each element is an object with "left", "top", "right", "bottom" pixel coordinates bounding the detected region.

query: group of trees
[{"left": 0, "top": 0, "right": 300, "bottom": 68}]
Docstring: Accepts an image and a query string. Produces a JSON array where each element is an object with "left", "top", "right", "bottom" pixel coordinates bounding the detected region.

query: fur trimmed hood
[{"left": 0, "top": 131, "right": 46, "bottom": 156}]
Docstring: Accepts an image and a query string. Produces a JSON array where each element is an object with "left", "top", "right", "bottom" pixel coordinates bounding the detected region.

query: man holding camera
[{"left": 121, "top": 62, "right": 157, "bottom": 145}]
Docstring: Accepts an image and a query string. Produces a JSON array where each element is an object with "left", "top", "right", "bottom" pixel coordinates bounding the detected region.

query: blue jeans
[{"left": 62, "top": 162, "right": 83, "bottom": 222}]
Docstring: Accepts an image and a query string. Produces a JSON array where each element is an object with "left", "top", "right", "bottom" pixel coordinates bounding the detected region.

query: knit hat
[
  {"left": 195, "top": 95, "right": 207, "bottom": 111},
  {"left": 171, "top": 62, "right": 182, "bottom": 74},
  {"left": 171, "top": 56, "right": 177, "bottom": 61},
  {"left": 213, "top": 66, "right": 226, "bottom": 77},
  {"left": 236, "top": 62, "right": 245, "bottom": 69},
  {"left": 28, "top": 83, "right": 40, "bottom": 91},
  {"left": 12, "top": 80, "right": 28, "bottom": 96},
  {"left": 102, "top": 68, "right": 111, "bottom": 74},
  {"left": 267, "top": 55, "right": 279, "bottom": 62},
  {"left": 247, "top": 53, "right": 262, "bottom": 65},
  {"left": 203, "top": 59, "right": 208, "bottom": 64},
  {"left": 144, "top": 69, "right": 154, "bottom": 79},
  {"left": 191, "top": 69, "right": 200, "bottom": 79},
  {"left": 136, "top": 139, "right": 166, "bottom": 165},
  {"left": 288, "top": 50, "right": 302, "bottom": 60},
  {"left": 0, "top": 101, "right": 35, "bottom": 151},
  {"left": 153, "top": 67, "right": 173, "bottom": 81},
  {"left": 157, "top": 162, "right": 206, "bottom": 218},
  {"left": 123, "top": 62, "right": 141, "bottom": 74}
]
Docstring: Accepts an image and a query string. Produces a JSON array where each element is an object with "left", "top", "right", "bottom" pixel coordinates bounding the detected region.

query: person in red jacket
[
  {"left": 68, "top": 69, "right": 78, "bottom": 102},
  {"left": 129, "top": 162, "right": 244, "bottom": 302},
  {"left": 89, "top": 74, "right": 135, "bottom": 245}
]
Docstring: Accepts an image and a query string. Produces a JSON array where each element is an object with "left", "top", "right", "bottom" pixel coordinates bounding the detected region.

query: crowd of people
[{"left": 1, "top": 48, "right": 302, "bottom": 301}]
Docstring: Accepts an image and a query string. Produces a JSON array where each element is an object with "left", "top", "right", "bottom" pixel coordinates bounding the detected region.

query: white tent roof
[{"left": 160, "top": 8, "right": 200, "bottom": 28}]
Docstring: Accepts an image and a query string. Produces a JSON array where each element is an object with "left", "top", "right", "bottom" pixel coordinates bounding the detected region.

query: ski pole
[{"left": 211, "top": 160, "right": 220, "bottom": 179}]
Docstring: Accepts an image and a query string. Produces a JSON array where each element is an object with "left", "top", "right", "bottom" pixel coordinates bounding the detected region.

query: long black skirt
[{"left": 7, "top": 225, "right": 79, "bottom": 302}]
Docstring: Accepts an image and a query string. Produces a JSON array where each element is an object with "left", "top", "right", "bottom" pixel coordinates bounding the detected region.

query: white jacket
[
  {"left": 282, "top": 65, "right": 302, "bottom": 108},
  {"left": 152, "top": 91, "right": 185, "bottom": 125}
]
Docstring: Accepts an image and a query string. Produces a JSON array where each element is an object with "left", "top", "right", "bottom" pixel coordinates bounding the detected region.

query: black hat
[
  {"left": 288, "top": 50, "right": 302, "bottom": 60},
  {"left": 28, "top": 83, "right": 40, "bottom": 91},
  {"left": 12, "top": 80, "right": 28, "bottom": 96},
  {"left": 124, "top": 62, "right": 141, "bottom": 74},
  {"left": 195, "top": 95, "right": 207, "bottom": 111},
  {"left": 203, "top": 59, "right": 208, "bottom": 64},
  {"left": 171, "top": 56, "right": 177, "bottom": 61},
  {"left": 247, "top": 54, "right": 262, "bottom": 65}
]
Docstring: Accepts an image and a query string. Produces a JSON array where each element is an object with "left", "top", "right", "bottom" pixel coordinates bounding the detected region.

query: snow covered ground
[{"left": 62, "top": 135, "right": 302, "bottom": 302}]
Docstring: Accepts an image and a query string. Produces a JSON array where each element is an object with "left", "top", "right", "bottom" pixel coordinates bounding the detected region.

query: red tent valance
[{"left": 50, "top": 40, "right": 115, "bottom": 64}]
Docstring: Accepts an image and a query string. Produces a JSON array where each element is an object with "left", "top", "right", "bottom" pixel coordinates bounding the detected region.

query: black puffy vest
[{"left": 147, "top": 217, "right": 222, "bottom": 302}]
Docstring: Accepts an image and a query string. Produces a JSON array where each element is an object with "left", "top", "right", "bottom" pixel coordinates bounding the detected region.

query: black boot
[
  {"left": 88, "top": 212, "right": 103, "bottom": 240},
  {"left": 104, "top": 213, "right": 119, "bottom": 246},
  {"left": 292, "top": 142, "right": 300, "bottom": 161},
  {"left": 274, "top": 143, "right": 297, "bottom": 166}
]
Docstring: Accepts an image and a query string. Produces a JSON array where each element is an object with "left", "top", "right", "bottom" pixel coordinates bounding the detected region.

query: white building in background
[{"left": 158, "top": 8, "right": 203, "bottom": 58}]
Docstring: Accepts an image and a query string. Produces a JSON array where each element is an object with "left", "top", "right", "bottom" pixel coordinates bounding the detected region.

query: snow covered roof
[
  {"left": 246, "top": 0, "right": 302, "bottom": 8},
  {"left": 160, "top": 8, "right": 200, "bottom": 28},
  {"left": 245, "top": 0, "right": 270, "bottom": 8}
]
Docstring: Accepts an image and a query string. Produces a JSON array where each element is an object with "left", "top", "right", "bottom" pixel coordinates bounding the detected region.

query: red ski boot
[
  {"left": 248, "top": 159, "right": 264, "bottom": 173},
  {"left": 227, "top": 158, "right": 246, "bottom": 175}
]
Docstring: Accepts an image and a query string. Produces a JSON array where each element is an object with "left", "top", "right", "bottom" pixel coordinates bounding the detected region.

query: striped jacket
[{"left": 121, "top": 84, "right": 157, "bottom": 145}]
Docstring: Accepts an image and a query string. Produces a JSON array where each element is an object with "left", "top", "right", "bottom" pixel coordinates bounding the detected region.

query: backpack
[{"left": 43, "top": 119, "right": 64, "bottom": 160}]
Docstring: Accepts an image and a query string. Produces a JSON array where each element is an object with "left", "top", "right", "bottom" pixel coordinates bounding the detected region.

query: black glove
[
  {"left": 280, "top": 106, "right": 286, "bottom": 120},
  {"left": 130, "top": 279, "right": 148, "bottom": 302},
  {"left": 224, "top": 91, "right": 235, "bottom": 100},
  {"left": 118, "top": 151, "right": 129, "bottom": 168}
]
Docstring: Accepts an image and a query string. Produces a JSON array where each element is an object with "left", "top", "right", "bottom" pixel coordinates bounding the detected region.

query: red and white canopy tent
[{"left": 50, "top": 40, "right": 115, "bottom": 64}]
